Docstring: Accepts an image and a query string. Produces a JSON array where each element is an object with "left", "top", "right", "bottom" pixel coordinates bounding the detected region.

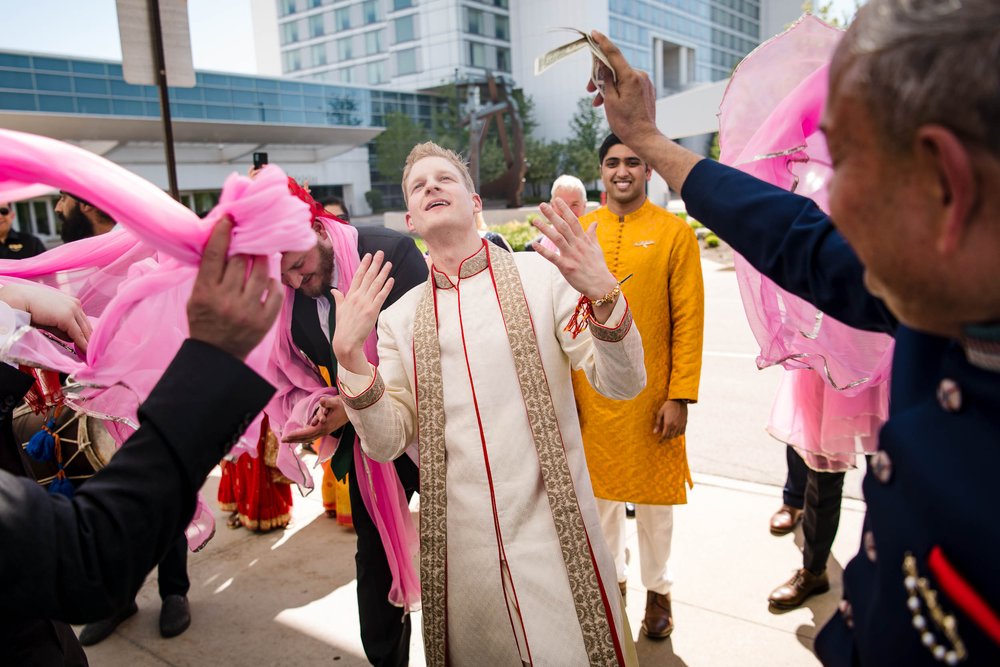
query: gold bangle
[
  {"left": 591, "top": 284, "right": 621, "bottom": 308},
  {"left": 591, "top": 274, "right": 632, "bottom": 308}
]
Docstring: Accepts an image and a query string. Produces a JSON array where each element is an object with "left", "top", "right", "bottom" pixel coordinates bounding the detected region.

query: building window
[
  {"left": 496, "top": 46, "right": 510, "bottom": 72},
  {"left": 340, "top": 67, "right": 354, "bottom": 84},
  {"left": 280, "top": 0, "right": 298, "bottom": 17},
  {"left": 280, "top": 21, "right": 299, "bottom": 45},
  {"left": 365, "top": 30, "right": 384, "bottom": 55},
  {"left": 335, "top": 7, "right": 351, "bottom": 30},
  {"left": 309, "top": 14, "right": 324, "bottom": 38},
  {"left": 468, "top": 41, "right": 486, "bottom": 68},
  {"left": 495, "top": 15, "right": 509, "bottom": 40},
  {"left": 311, "top": 44, "right": 327, "bottom": 67},
  {"left": 337, "top": 36, "right": 354, "bottom": 60},
  {"left": 367, "top": 60, "right": 386, "bottom": 84},
  {"left": 393, "top": 14, "right": 415, "bottom": 43},
  {"left": 309, "top": 0, "right": 322, "bottom": 7},
  {"left": 393, "top": 0, "right": 414, "bottom": 9},
  {"left": 283, "top": 50, "right": 303, "bottom": 71},
  {"left": 362, "top": 0, "right": 379, "bottom": 24},
  {"left": 396, "top": 47, "right": 418, "bottom": 75},
  {"left": 466, "top": 8, "right": 484, "bottom": 35}
]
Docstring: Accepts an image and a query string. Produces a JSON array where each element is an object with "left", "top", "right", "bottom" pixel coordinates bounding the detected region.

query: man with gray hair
[
  {"left": 588, "top": 0, "right": 1000, "bottom": 665},
  {"left": 550, "top": 174, "right": 588, "bottom": 218}
]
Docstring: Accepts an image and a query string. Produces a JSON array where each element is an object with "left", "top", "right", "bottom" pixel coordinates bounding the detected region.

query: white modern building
[{"left": 255, "top": 0, "right": 803, "bottom": 141}]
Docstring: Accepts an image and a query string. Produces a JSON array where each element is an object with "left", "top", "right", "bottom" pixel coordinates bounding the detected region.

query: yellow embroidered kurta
[{"left": 574, "top": 199, "right": 704, "bottom": 505}]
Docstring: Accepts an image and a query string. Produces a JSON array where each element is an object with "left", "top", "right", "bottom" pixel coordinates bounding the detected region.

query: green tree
[
  {"left": 524, "top": 137, "right": 565, "bottom": 198},
  {"left": 373, "top": 111, "right": 426, "bottom": 186},
  {"left": 562, "top": 97, "right": 607, "bottom": 186}
]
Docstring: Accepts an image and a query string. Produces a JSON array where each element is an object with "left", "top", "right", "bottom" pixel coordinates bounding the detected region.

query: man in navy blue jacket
[{"left": 588, "top": 1, "right": 1000, "bottom": 664}]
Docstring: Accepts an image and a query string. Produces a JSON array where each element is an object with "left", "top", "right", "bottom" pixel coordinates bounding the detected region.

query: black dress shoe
[
  {"left": 768, "top": 568, "right": 830, "bottom": 610},
  {"left": 78, "top": 601, "right": 139, "bottom": 646},
  {"left": 769, "top": 504, "right": 804, "bottom": 536},
  {"left": 159, "top": 595, "right": 191, "bottom": 638}
]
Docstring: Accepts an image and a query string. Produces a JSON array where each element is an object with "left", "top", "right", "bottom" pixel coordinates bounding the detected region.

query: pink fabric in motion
[
  {"left": 717, "top": 16, "right": 893, "bottom": 468},
  {"left": 263, "top": 212, "right": 421, "bottom": 612},
  {"left": 0, "top": 129, "right": 316, "bottom": 547}
]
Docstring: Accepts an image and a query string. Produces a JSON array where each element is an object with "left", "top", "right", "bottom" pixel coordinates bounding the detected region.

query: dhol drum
[{"left": 11, "top": 402, "right": 118, "bottom": 489}]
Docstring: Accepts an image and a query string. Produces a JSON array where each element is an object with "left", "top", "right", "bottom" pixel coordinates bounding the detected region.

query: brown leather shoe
[
  {"left": 641, "top": 591, "right": 673, "bottom": 639},
  {"left": 769, "top": 504, "right": 803, "bottom": 536},
  {"left": 768, "top": 568, "right": 830, "bottom": 610}
]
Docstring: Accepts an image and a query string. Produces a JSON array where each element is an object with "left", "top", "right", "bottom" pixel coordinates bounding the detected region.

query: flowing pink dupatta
[
  {"left": 0, "top": 129, "right": 316, "bottom": 546},
  {"left": 717, "top": 16, "right": 893, "bottom": 469},
  {"left": 263, "top": 188, "right": 420, "bottom": 611}
]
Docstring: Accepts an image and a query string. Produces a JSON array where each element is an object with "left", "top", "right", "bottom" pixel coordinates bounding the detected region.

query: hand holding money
[
  {"left": 534, "top": 28, "right": 617, "bottom": 94},
  {"left": 585, "top": 31, "right": 659, "bottom": 150}
]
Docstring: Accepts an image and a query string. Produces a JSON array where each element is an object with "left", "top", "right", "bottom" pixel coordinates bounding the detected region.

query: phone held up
[{"left": 252, "top": 152, "right": 269, "bottom": 170}]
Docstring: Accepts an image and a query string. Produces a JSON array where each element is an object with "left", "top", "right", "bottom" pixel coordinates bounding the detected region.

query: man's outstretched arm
[
  {"left": 588, "top": 31, "right": 895, "bottom": 334},
  {"left": 0, "top": 217, "right": 281, "bottom": 622}
]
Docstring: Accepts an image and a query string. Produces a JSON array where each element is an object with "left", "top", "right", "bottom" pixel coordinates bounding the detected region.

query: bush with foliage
[
  {"left": 365, "top": 189, "right": 384, "bottom": 213},
  {"left": 704, "top": 232, "right": 720, "bottom": 248}
]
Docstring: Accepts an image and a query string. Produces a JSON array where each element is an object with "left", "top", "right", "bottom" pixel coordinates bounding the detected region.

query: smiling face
[
  {"left": 601, "top": 143, "right": 651, "bottom": 214},
  {"left": 280, "top": 225, "right": 334, "bottom": 298},
  {"left": 403, "top": 155, "right": 482, "bottom": 238}
]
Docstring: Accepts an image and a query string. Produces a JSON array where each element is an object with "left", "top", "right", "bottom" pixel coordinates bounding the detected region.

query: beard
[
  {"left": 58, "top": 207, "right": 93, "bottom": 243},
  {"left": 299, "top": 240, "right": 336, "bottom": 298}
]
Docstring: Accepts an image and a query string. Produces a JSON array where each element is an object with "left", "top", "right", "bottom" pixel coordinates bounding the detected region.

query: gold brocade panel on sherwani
[{"left": 574, "top": 200, "right": 705, "bottom": 505}]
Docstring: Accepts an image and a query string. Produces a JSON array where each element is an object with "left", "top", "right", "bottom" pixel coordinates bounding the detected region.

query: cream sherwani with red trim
[{"left": 339, "top": 246, "right": 644, "bottom": 666}]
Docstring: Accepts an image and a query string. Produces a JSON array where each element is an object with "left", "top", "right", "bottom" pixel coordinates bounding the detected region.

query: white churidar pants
[{"left": 596, "top": 499, "right": 674, "bottom": 595}]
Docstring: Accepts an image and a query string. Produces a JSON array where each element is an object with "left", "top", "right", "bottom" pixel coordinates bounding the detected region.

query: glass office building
[
  {"left": 0, "top": 51, "right": 442, "bottom": 129},
  {"left": 0, "top": 50, "right": 448, "bottom": 236}
]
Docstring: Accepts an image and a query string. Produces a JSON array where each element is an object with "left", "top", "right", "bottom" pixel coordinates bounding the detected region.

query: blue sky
[{"left": 1, "top": 0, "right": 863, "bottom": 75}]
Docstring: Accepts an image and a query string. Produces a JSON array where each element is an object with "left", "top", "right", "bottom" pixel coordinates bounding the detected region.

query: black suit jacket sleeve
[
  {"left": 357, "top": 226, "right": 429, "bottom": 308},
  {"left": 0, "top": 339, "right": 274, "bottom": 623},
  {"left": 682, "top": 159, "right": 897, "bottom": 334}
]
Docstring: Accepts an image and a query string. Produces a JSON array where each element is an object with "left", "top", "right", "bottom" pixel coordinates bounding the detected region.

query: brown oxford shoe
[
  {"left": 769, "top": 504, "right": 803, "bottom": 536},
  {"left": 768, "top": 568, "right": 830, "bottom": 610},
  {"left": 641, "top": 591, "right": 673, "bottom": 639}
]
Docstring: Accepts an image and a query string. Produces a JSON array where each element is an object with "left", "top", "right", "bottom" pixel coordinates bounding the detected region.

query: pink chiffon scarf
[
  {"left": 0, "top": 129, "right": 315, "bottom": 547},
  {"left": 262, "top": 214, "right": 421, "bottom": 612},
  {"left": 717, "top": 16, "right": 894, "bottom": 468}
]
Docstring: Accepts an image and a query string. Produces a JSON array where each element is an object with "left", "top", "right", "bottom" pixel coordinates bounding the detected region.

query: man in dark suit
[
  {"left": 279, "top": 213, "right": 427, "bottom": 667},
  {"left": 589, "top": 2, "right": 1000, "bottom": 664},
  {"left": 0, "top": 217, "right": 281, "bottom": 665}
]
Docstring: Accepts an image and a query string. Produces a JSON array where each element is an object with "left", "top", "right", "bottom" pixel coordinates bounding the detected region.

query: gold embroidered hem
[
  {"left": 416, "top": 245, "right": 622, "bottom": 666},
  {"left": 590, "top": 308, "right": 634, "bottom": 343},
  {"left": 340, "top": 372, "right": 385, "bottom": 410}
]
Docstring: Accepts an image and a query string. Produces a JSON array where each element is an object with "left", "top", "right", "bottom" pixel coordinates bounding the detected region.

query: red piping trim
[{"left": 929, "top": 546, "right": 1000, "bottom": 647}]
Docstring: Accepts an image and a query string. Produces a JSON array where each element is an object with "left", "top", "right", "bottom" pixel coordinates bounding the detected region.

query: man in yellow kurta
[{"left": 572, "top": 133, "right": 704, "bottom": 639}]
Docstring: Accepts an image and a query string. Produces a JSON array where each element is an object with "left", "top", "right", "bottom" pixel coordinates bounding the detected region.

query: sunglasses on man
[{"left": 0, "top": 207, "right": 11, "bottom": 216}]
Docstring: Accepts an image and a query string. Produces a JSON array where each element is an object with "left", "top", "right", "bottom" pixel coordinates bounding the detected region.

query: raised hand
[
  {"left": 587, "top": 31, "right": 659, "bottom": 150},
  {"left": 331, "top": 251, "right": 394, "bottom": 375},
  {"left": 187, "top": 216, "right": 284, "bottom": 360},
  {"left": 531, "top": 199, "right": 619, "bottom": 322},
  {"left": 0, "top": 283, "right": 92, "bottom": 352}
]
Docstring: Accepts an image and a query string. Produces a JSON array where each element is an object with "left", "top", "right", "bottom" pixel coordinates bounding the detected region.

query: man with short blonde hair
[
  {"left": 400, "top": 142, "right": 474, "bottom": 205},
  {"left": 333, "top": 141, "right": 646, "bottom": 666}
]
